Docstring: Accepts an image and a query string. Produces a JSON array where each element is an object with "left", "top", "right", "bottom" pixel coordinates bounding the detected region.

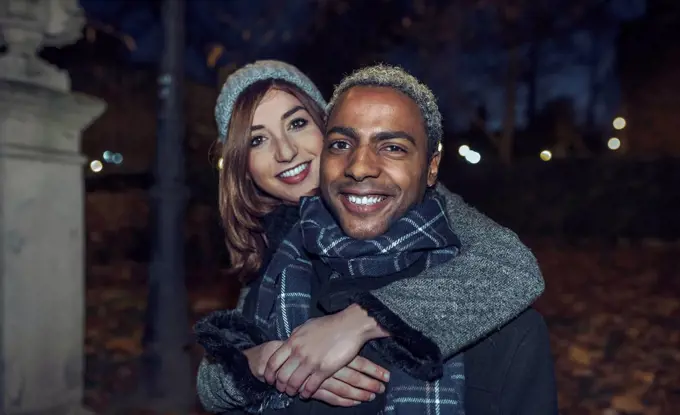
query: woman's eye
[
  {"left": 289, "top": 118, "right": 308, "bottom": 130},
  {"left": 329, "top": 141, "right": 350, "bottom": 150},
  {"left": 250, "top": 136, "right": 265, "bottom": 147}
]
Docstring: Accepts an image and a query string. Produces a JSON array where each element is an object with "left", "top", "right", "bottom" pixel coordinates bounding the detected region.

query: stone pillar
[{"left": 0, "top": 1, "right": 105, "bottom": 414}]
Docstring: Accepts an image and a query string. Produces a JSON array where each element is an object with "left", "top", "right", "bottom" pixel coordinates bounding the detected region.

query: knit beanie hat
[{"left": 215, "top": 60, "right": 327, "bottom": 142}]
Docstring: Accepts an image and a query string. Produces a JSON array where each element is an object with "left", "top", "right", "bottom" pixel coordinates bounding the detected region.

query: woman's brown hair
[{"left": 218, "top": 80, "right": 326, "bottom": 284}]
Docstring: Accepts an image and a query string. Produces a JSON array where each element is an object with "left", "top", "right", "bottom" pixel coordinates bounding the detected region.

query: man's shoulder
[
  {"left": 492, "top": 307, "right": 548, "bottom": 342},
  {"left": 464, "top": 310, "right": 557, "bottom": 413},
  {"left": 470, "top": 307, "right": 549, "bottom": 353},
  {"left": 464, "top": 308, "right": 551, "bottom": 387}
]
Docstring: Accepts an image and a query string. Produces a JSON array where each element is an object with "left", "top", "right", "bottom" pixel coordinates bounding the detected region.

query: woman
[{"left": 197, "top": 60, "right": 546, "bottom": 413}]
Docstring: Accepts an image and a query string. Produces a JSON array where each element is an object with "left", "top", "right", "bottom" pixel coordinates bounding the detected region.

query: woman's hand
[
  {"left": 310, "top": 356, "right": 388, "bottom": 407},
  {"left": 243, "top": 342, "right": 388, "bottom": 407},
  {"left": 263, "top": 304, "right": 390, "bottom": 399},
  {"left": 243, "top": 340, "right": 284, "bottom": 382}
]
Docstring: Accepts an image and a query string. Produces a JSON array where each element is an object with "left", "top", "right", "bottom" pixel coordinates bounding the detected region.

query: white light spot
[
  {"left": 90, "top": 160, "right": 103, "bottom": 173},
  {"left": 607, "top": 137, "right": 621, "bottom": 150},
  {"left": 458, "top": 145, "right": 470, "bottom": 157},
  {"left": 217, "top": 157, "right": 224, "bottom": 170},
  {"left": 540, "top": 150, "right": 552, "bottom": 161},
  {"left": 465, "top": 150, "right": 481, "bottom": 164},
  {"left": 613, "top": 117, "right": 626, "bottom": 130}
]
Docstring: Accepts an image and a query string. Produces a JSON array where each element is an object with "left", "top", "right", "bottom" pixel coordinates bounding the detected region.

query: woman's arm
[
  {"left": 196, "top": 288, "right": 251, "bottom": 412},
  {"left": 197, "top": 357, "right": 261, "bottom": 413},
  {"left": 194, "top": 307, "right": 289, "bottom": 413},
  {"left": 195, "top": 290, "right": 387, "bottom": 412},
  {"left": 347, "top": 184, "right": 544, "bottom": 367}
]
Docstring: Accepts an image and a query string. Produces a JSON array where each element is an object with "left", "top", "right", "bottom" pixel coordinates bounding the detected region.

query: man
[{"left": 196, "top": 65, "right": 557, "bottom": 414}]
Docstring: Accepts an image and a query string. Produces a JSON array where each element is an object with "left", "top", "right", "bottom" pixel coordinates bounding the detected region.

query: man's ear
[{"left": 427, "top": 151, "right": 441, "bottom": 187}]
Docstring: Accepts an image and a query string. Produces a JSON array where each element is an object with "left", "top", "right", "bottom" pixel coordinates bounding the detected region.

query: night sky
[{"left": 79, "top": 0, "right": 647, "bottom": 131}]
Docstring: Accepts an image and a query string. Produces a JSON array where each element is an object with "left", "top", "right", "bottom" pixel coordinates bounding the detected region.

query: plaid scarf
[{"left": 255, "top": 191, "right": 466, "bottom": 414}]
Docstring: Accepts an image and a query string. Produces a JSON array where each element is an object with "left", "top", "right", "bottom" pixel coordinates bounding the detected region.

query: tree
[
  {"left": 80, "top": 0, "right": 323, "bottom": 85},
  {"left": 447, "top": 0, "right": 620, "bottom": 164}
]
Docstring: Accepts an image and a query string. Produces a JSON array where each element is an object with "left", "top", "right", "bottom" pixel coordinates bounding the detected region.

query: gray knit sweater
[{"left": 197, "top": 184, "right": 545, "bottom": 412}]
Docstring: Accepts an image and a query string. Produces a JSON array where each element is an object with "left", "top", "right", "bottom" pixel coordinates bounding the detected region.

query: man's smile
[{"left": 339, "top": 193, "right": 393, "bottom": 215}]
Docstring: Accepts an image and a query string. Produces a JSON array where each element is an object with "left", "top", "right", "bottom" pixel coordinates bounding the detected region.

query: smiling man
[
  {"left": 310, "top": 65, "right": 558, "bottom": 413},
  {"left": 321, "top": 84, "right": 440, "bottom": 240}
]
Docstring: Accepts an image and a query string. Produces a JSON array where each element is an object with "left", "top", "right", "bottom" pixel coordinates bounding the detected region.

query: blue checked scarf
[{"left": 255, "top": 191, "right": 466, "bottom": 414}]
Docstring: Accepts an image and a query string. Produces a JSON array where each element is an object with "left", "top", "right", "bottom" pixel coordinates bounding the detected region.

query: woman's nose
[{"left": 274, "top": 135, "right": 298, "bottom": 163}]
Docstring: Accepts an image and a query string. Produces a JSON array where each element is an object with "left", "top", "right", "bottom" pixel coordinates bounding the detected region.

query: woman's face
[{"left": 248, "top": 88, "right": 323, "bottom": 204}]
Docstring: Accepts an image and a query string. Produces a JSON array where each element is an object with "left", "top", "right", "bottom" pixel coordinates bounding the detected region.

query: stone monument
[{"left": 0, "top": 1, "right": 105, "bottom": 414}]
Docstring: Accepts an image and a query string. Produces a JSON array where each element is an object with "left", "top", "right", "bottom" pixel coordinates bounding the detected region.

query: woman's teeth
[
  {"left": 347, "top": 195, "right": 386, "bottom": 205},
  {"left": 279, "top": 163, "right": 308, "bottom": 178}
]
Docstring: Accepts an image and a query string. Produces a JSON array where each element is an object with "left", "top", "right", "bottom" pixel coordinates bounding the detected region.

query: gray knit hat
[{"left": 215, "top": 60, "right": 327, "bottom": 142}]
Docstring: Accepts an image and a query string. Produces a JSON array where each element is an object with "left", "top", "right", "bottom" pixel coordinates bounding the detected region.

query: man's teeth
[
  {"left": 346, "top": 195, "right": 386, "bottom": 205},
  {"left": 279, "top": 163, "right": 308, "bottom": 178}
]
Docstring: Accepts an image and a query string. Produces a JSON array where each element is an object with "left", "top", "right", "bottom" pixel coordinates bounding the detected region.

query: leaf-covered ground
[{"left": 83, "top": 241, "right": 680, "bottom": 414}]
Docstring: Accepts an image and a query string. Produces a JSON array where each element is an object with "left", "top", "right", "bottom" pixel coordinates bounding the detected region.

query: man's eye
[
  {"left": 289, "top": 118, "right": 308, "bottom": 130},
  {"left": 384, "top": 145, "right": 406, "bottom": 153},
  {"left": 329, "top": 141, "right": 350, "bottom": 150},
  {"left": 250, "top": 136, "right": 265, "bottom": 147}
]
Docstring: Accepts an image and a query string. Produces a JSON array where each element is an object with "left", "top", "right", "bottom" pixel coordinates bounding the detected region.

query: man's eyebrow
[
  {"left": 373, "top": 130, "right": 417, "bottom": 146},
  {"left": 326, "top": 126, "right": 359, "bottom": 139},
  {"left": 251, "top": 106, "right": 306, "bottom": 131}
]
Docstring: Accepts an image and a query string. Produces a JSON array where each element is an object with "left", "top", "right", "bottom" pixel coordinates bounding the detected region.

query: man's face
[{"left": 320, "top": 86, "right": 441, "bottom": 240}]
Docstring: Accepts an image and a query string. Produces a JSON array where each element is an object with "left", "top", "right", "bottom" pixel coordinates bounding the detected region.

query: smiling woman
[
  {"left": 247, "top": 89, "right": 323, "bottom": 204},
  {"left": 218, "top": 77, "right": 326, "bottom": 283}
]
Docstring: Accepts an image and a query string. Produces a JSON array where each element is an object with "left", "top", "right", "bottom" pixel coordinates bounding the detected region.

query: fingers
[
  {"left": 348, "top": 356, "right": 391, "bottom": 382},
  {"left": 315, "top": 377, "right": 376, "bottom": 403},
  {"left": 301, "top": 356, "right": 387, "bottom": 399},
  {"left": 333, "top": 367, "right": 385, "bottom": 394},
  {"left": 311, "top": 388, "right": 361, "bottom": 407},
  {"left": 285, "top": 364, "right": 314, "bottom": 397},
  {"left": 274, "top": 356, "right": 302, "bottom": 394},
  {"left": 300, "top": 371, "right": 327, "bottom": 399},
  {"left": 264, "top": 344, "right": 292, "bottom": 385}
]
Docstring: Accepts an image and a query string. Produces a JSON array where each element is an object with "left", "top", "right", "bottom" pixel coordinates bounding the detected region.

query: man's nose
[
  {"left": 344, "top": 146, "right": 380, "bottom": 182},
  {"left": 273, "top": 135, "right": 298, "bottom": 163}
]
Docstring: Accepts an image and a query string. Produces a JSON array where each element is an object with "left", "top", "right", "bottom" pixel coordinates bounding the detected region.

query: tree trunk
[
  {"left": 138, "top": 0, "right": 194, "bottom": 410},
  {"left": 585, "top": 29, "right": 601, "bottom": 130},
  {"left": 525, "top": 40, "right": 540, "bottom": 125},
  {"left": 500, "top": 45, "right": 520, "bottom": 166}
]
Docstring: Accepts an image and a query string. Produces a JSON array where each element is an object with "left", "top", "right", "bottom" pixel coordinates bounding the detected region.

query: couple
[{"left": 195, "top": 61, "right": 558, "bottom": 414}]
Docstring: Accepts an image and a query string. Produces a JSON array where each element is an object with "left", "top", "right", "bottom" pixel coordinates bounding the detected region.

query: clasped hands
[{"left": 243, "top": 304, "right": 390, "bottom": 407}]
